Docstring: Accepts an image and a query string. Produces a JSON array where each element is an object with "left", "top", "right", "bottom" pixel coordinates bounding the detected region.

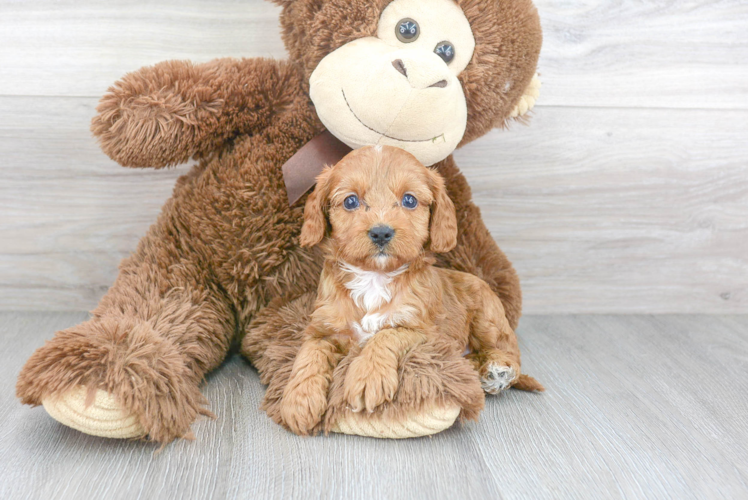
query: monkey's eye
[
  {"left": 396, "top": 18, "right": 419, "bottom": 43},
  {"left": 402, "top": 193, "right": 418, "bottom": 209},
  {"left": 343, "top": 194, "right": 360, "bottom": 211},
  {"left": 434, "top": 41, "right": 455, "bottom": 64}
]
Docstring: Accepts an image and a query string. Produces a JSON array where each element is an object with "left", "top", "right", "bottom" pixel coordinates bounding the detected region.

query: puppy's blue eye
[
  {"left": 402, "top": 194, "right": 418, "bottom": 209},
  {"left": 344, "top": 195, "right": 360, "bottom": 210}
]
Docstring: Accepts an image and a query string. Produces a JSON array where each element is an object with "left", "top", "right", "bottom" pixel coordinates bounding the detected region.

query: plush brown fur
[
  {"left": 17, "top": 0, "right": 542, "bottom": 442},
  {"left": 278, "top": 146, "right": 541, "bottom": 435}
]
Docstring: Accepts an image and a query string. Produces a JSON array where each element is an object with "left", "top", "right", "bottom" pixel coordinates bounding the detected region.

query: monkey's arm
[{"left": 91, "top": 58, "right": 306, "bottom": 168}]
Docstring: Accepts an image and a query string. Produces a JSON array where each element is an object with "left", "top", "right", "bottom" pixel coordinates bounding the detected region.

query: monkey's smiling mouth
[{"left": 342, "top": 90, "right": 446, "bottom": 144}]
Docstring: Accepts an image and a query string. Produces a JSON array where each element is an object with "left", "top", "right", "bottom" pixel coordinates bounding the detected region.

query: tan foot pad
[
  {"left": 42, "top": 386, "right": 145, "bottom": 439},
  {"left": 331, "top": 403, "right": 461, "bottom": 439}
]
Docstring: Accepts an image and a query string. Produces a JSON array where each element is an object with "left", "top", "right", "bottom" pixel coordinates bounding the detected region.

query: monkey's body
[{"left": 17, "top": 0, "right": 542, "bottom": 442}]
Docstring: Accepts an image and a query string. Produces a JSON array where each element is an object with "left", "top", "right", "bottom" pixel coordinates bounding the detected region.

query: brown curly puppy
[{"left": 280, "top": 146, "right": 542, "bottom": 435}]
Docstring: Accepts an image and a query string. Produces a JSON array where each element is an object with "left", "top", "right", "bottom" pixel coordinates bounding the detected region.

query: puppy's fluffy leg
[
  {"left": 344, "top": 328, "right": 426, "bottom": 413},
  {"left": 468, "top": 282, "right": 543, "bottom": 393},
  {"left": 280, "top": 336, "right": 345, "bottom": 435}
]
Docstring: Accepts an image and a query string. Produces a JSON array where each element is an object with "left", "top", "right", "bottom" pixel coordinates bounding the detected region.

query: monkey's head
[{"left": 274, "top": 0, "right": 542, "bottom": 166}]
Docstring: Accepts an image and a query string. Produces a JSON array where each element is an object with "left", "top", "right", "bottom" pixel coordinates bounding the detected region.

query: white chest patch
[
  {"left": 351, "top": 313, "right": 388, "bottom": 344},
  {"left": 340, "top": 262, "right": 408, "bottom": 311},
  {"left": 340, "top": 262, "right": 408, "bottom": 344}
]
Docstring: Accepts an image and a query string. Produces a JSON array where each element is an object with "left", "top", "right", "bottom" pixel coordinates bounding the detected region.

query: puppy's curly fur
[{"left": 279, "top": 146, "right": 542, "bottom": 436}]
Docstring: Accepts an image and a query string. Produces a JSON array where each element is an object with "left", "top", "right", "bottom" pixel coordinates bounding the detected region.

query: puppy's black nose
[{"left": 369, "top": 225, "right": 394, "bottom": 247}]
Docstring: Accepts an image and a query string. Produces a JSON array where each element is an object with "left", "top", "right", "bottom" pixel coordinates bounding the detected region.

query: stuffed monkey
[{"left": 17, "top": 0, "right": 542, "bottom": 442}]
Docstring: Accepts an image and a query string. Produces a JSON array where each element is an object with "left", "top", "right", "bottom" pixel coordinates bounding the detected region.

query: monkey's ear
[
  {"left": 508, "top": 74, "right": 542, "bottom": 119},
  {"left": 426, "top": 169, "right": 458, "bottom": 253},
  {"left": 300, "top": 166, "right": 334, "bottom": 247}
]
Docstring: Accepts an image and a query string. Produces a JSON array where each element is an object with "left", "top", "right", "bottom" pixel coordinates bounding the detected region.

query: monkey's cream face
[{"left": 309, "top": 0, "right": 476, "bottom": 166}]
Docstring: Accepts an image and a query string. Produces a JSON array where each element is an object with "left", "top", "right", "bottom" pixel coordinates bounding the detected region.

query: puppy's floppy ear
[
  {"left": 300, "top": 166, "right": 334, "bottom": 247},
  {"left": 427, "top": 168, "right": 458, "bottom": 253}
]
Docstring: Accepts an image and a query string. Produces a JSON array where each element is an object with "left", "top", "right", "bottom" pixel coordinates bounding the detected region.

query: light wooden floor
[{"left": 1, "top": 313, "right": 746, "bottom": 500}]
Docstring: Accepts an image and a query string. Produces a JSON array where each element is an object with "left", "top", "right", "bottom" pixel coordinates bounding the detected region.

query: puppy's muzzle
[{"left": 369, "top": 225, "right": 394, "bottom": 248}]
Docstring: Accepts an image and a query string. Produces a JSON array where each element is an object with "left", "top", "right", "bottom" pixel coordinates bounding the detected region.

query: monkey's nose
[
  {"left": 392, "top": 58, "right": 448, "bottom": 89},
  {"left": 369, "top": 225, "right": 395, "bottom": 247},
  {"left": 392, "top": 59, "right": 408, "bottom": 78}
]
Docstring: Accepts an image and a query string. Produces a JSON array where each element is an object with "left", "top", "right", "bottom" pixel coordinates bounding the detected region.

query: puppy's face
[{"left": 301, "top": 146, "right": 457, "bottom": 271}]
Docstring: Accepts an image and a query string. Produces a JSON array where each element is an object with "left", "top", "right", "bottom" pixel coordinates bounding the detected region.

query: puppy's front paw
[
  {"left": 279, "top": 377, "right": 328, "bottom": 436},
  {"left": 343, "top": 356, "right": 399, "bottom": 413},
  {"left": 481, "top": 363, "right": 518, "bottom": 395}
]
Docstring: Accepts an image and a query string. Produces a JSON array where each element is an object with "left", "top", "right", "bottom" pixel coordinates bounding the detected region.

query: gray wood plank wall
[{"left": 1, "top": 0, "right": 747, "bottom": 313}]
